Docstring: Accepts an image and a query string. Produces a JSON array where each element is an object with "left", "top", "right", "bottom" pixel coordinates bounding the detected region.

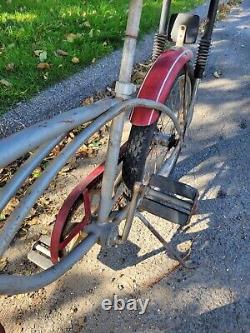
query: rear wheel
[{"left": 123, "top": 65, "right": 193, "bottom": 190}]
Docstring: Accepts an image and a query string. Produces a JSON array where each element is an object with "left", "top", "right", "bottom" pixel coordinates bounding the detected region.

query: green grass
[{"left": 0, "top": 0, "right": 201, "bottom": 115}]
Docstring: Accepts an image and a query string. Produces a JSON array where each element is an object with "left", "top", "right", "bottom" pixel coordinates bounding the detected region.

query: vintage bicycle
[{"left": 0, "top": 0, "right": 219, "bottom": 295}]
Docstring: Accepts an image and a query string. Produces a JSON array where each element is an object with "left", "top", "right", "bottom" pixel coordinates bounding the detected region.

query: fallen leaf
[
  {"left": 18, "top": 227, "right": 28, "bottom": 238},
  {"left": 65, "top": 33, "right": 78, "bottom": 43},
  {"left": 34, "top": 49, "right": 44, "bottom": 56},
  {"left": 83, "top": 21, "right": 91, "bottom": 28},
  {"left": 71, "top": 56, "right": 80, "bottom": 64},
  {"left": 2, "top": 197, "right": 19, "bottom": 216},
  {"left": 51, "top": 145, "right": 61, "bottom": 156},
  {"left": 0, "top": 258, "right": 8, "bottom": 271},
  {"left": 0, "top": 79, "right": 12, "bottom": 87},
  {"left": 82, "top": 96, "right": 94, "bottom": 105},
  {"left": 56, "top": 49, "right": 68, "bottom": 56},
  {"left": 26, "top": 217, "right": 40, "bottom": 226},
  {"left": 5, "top": 63, "right": 15, "bottom": 71},
  {"left": 88, "top": 29, "right": 94, "bottom": 38},
  {"left": 37, "top": 63, "right": 50, "bottom": 70},
  {"left": 39, "top": 50, "right": 47, "bottom": 62},
  {"left": 32, "top": 167, "right": 42, "bottom": 179}
]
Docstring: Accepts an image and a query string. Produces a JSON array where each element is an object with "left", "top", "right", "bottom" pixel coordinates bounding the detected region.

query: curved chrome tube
[
  {"left": 0, "top": 233, "right": 98, "bottom": 295},
  {"left": 0, "top": 99, "right": 119, "bottom": 168},
  {"left": 0, "top": 98, "right": 180, "bottom": 294},
  {"left": 0, "top": 135, "right": 65, "bottom": 211}
]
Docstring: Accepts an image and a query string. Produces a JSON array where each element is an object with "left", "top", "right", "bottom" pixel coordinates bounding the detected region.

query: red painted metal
[
  {"left": 130, "top": 47, "right": 193, "bottom": 126},
  {"left": 50, "top": 164, "right": 104, "bottom": 263},
  {"left": 50, "top": 144, "right": 127, "bottom": 264},
  {"left": 0, "top": 323, "right": 5, "bottom": 333}
]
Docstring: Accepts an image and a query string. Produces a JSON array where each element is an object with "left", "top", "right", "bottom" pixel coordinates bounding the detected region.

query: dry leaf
[
  {"left": 65, "top": 33, "right": 78, "bottom": 42},
  {"left": 32, "top": 167, "right": 42, "bottom": 178},
  {"left": 0, "top": 79, "right": 12, "bottom": 87},
  {"left": 2, "top": 197, "right": 19, "bottom": 216},
  {"left": 39, "top": 50, "right": 47, "bottom": 62},
  {"left": 82, "top": 96, "right": 94, "bottom": 105},
  {"left": 0, "top": 258, "right": 8, "bottom": 271},
  {"left": 37, "top": 63, "right": 50, "bottom": 70},
  {"left": 34, "top": 49, "right": 44, "bottom": 56},
  {"left": 18, "top": 227, "right": 28, "bottom": 238},
  {"left": 56, "top": 49, "right": 68, "bottom": 56},
  {"left": 26, "top": 217, "right": 40, "bottom": 226},
  {"left": 51, "top": 145, "right": 61, "bottom": 156},
  {"left": 5, "top": 63, "right": 15, "bottom": 71},
  {"left": 71, "top": 56, "right": 80, "bottom": 64},
  {"left": 83, "top": 21, "right": 91, "bottom": 28}
]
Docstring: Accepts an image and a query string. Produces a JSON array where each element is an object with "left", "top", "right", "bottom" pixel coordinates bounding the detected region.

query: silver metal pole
[
  {"left": 0, "top": 135, "right": 64, "bottom": 211},
  {"left": 98, "top": 0, "right": 143, "bottom": 223},
  {"left": 0, "top": 233, "right": 98, "bottom": 295},
  {"left": 0, "top": 98, "right": 179, "bottom": 256},
  {"left": 186, "top": 79, "right": 201, "bottom": 128},
  {"left": 121, "top": 182, "right": 141, "bottom": 241},
  {"left": 0, "top": 99, "right": 118, "bottom": 168},
  {"left": 159, "top": 0, "right": 172, "bottom": 35}
]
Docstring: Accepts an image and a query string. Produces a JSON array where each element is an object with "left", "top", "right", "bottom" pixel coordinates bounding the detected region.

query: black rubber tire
[{"left": 122, "top": 65, "right": 193, "bottom": 190}]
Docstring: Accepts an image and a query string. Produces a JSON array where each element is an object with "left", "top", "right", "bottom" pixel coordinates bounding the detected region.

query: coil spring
[
  {"left": 194, "top": 38, "right": 211, "bottom": 78},
  {"left": 152, "top": 33, "right": 167, "bottom": 61}
]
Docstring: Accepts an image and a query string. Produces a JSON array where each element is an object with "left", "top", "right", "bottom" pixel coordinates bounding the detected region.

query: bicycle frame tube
[
  {"left": 98, "top": 0, "right": 143, "bottom": 224},
  {"left": 0, "top": 98, "right": 180, "bottom": 294}
]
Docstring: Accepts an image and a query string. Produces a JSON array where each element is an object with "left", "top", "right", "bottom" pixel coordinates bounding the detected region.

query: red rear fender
[{"left": 130, "top": 47, "right": 193, "bottom": 126}]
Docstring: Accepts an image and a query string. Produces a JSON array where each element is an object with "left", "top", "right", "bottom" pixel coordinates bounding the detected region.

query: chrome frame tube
[
  {"left": 121, "top": 182, "right": 141, "bottom": 241},
  {"left": 0, "top": 98, "right": 180, "bottom": 295},
  {"left": 0, "top": 99, "right": 118, "bottom": 168},
  {"left": 98, "top": 0, "right": 143, "bottom": 224},
  {"left": 186, "top": 78, "right": 201, "bottom": 128},
  {"left": 0, "top": 135, "right": 64, "bottom": 211},
  {"left": 0, "top": 233, "right": 98, "bottom": 295},
  {"left": 158, "top": 141, "right": 182, "bottom": 177}
]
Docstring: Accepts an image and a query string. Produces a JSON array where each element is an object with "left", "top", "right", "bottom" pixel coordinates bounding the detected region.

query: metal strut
[{"left": 136, "top": 212, "right": 193, "bottom": 269}]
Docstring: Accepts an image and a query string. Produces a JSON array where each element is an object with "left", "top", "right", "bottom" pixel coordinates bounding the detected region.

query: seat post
[{"left": 98, "top": 0, "right": 143, "bottom": 224}]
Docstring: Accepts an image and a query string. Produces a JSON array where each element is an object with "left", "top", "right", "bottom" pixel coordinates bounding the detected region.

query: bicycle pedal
[
  {"left": 27, "top": 235, "right": 53, "bottom": 270},
  {"left": 140, "top": 174, "right": 198, "bottom": 225}
]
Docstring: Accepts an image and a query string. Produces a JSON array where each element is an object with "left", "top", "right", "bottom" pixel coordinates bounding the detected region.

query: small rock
[
  {"left": 118, "top": 284, "right": 124, "bottom": 290},
  {"left": 213, "top": 69, "right": 222, "bottom": 78}
]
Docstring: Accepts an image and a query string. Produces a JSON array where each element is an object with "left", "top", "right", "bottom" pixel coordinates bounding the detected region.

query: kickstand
[{"left": 136, "top": 212, "right": 195, "bottom": 269}]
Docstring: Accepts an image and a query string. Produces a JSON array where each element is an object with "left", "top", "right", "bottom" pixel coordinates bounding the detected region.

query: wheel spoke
[{"left": 143, "top": 73, "right": 192, "bottom": 181}]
